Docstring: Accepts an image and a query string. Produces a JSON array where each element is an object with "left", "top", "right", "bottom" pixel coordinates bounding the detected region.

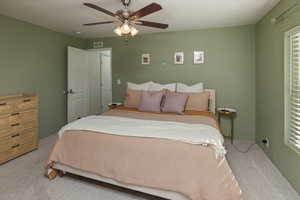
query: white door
[
  {"left": 100, "top": 50, "right": 112, "bottom": 112},
  {"left": 67, "top": 46, "right": 89, "bottom": 122}
]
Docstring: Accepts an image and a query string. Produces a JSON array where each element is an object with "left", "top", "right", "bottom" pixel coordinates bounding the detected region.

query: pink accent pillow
[
  {"left": 184, "top": 92, "right": 210, "bottom": 111},
  {"left": 124, "top": 89, "right": 142, "bottom": 108},
  {"left": 166, "top": 91, "right": 210, "bottom": 111},
  {"left": 161, "top": 93, "right": 188, "bottom": 114},
  {"left": 138, "top": 91, "right": 164, "bottom": 113}
]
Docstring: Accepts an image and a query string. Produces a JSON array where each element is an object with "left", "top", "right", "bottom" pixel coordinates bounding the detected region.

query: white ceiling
[{"left": 0, "top": 0, "right": 280, "bottom": 39}]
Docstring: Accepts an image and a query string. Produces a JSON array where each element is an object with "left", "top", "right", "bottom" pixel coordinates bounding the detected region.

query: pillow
[
  {"left": 161, "top": 93, "right": 189, "bottom": 114},
  {"left": 184, "top": 92, "right": 210, "bottom": 111},
  {"left": 127, "top": 81, "right": 153, "bottom": 91},
  {"left": 148, "top": 82, "right": 176, "bottom": 92},
  {"left": 124, "top": 89, "right": 142, "bottom": 108},
  {"left": 138, "top": 91, "right": 164, "bottom": 113},
  {"left": 176, "top": 83, "right": 204, "bottom": 93}
]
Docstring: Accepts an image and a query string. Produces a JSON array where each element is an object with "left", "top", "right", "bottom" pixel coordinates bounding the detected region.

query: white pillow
[
  {"left": 148, "top": 82, "right": 176, "bottom": 92},
  {"left": 127, "top": 82, "right": 153, "bottom": 91},
  {"left": 176, "top": 83, "right": 204, "bottom": 93}
]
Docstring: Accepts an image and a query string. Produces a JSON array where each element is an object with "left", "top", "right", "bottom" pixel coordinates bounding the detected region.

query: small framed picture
[
  {"left": 174, "top": 52, "right": 184, "bottom": 64},
  {"left": 194, "top": 51, "right": 204, "bottom": 64},
  {"left": 141, "top": 54, "right": 150, "bottom": 65}
]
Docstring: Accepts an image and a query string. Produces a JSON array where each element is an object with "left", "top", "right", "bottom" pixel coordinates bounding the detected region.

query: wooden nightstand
[
  {"left": 217, "top": 108, "right": 237, "bottom": 144},
  {"left": 107, "top": 103, "right": 122, "bottom": 110}
]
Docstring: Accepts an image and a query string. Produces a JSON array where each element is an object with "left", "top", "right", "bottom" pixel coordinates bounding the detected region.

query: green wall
[
  {"left": 256, "top": 0, "right": 300, "bottom": 193},
  {"left": 89, "top": 25, "right": 256, "bottom": 140},
  {"left": 0, "top": 15, "right": 87, "bottom": 138}
]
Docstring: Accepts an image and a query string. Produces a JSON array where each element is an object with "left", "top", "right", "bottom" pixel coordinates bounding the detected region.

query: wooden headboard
[{"left": 205, "top": 89, "right": 216, "bottom": 113}]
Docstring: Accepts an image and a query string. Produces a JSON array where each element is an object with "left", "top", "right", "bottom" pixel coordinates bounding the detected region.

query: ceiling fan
[{"left": 83, "top": 0, "right": 168, "bottom": 37}]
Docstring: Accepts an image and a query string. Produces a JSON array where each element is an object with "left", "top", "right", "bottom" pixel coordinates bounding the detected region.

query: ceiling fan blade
[
  {"left": 84, "top": 3, "right": 116, "bottom": 18},
  {"left": 136, "top": 20, "right": 168, "bottom": 29},
  {"left": 83, "top": 21, "right": 116, "bottom": 26},
  {"left": 130, "top": 3, "right": 162, "bottom": 19}
]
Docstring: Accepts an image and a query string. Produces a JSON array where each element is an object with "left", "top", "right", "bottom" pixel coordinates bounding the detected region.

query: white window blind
[{"left": 285, "top": 26, "right": 300, "bottom": 154}]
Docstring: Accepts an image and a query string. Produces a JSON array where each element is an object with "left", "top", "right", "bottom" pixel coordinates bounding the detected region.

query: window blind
[{"left": 286, "top": 28, "right": 300, "bottom": 153}]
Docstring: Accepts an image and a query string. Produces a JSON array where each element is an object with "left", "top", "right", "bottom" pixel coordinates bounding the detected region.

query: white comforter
[{"left": 58, "top": 115, "right": 226, "bottom": 158}]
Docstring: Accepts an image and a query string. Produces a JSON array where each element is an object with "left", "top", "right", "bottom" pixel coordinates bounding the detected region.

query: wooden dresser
[{"left": 0, "top": 94, "right": 38, "bottom": 164}]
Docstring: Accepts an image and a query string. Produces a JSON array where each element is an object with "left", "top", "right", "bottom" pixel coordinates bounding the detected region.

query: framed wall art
[
  {"left": 194, "top": 51, "right": 204, "bottom": 64},
  {"left": 174, "top": 52, "right": 184, "bottom": 64},
  {"left": 141, "top": 54, "right": 150, "bottom": 65}
]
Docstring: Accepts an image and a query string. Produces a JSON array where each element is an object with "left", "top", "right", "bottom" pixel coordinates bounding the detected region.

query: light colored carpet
[{"left": 0, "top": 134, "right": 299, "bottom": 200}]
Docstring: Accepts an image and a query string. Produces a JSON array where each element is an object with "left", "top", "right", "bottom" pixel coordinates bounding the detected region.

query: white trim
[
  {"left": 284, "top": 28, "right": 290, "bottom": 149},
  {"left": 284, "top": 25, "right": 300, "bottom": 155},
  {"left": 88, "top": 47, "right": 112, "bottom": 52}
]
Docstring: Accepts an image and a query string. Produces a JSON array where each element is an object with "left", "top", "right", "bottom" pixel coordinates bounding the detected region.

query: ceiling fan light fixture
[
  {"left": 114, "top": 23, "right": 139, "bottom": 37},
  {"left": 130, "top": 26, "right": 139, "bottom": 36},
  {"left": 114, "top": 26, "right": 123, "bottom": 36},
  {"left": 121, "top": 22, "right": 131, "bottom": 34}
]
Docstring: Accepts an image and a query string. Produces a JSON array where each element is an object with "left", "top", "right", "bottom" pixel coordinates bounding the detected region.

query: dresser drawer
[
  {"left": 11, "top": 120, "right": 37, "bottom": 132},
  {"left": 12, "top": 141, "right": 37, "bottom": 159},
  {"left": 0, "top": 141, "right": 37, "bottom": 164},
  {"left": 14, "top": 97, "right": 38, "bottom": 112},
  {"left": 9, "top": 110, "right": 37, "bottom": 124},
  {"left": 12, "top": 129, "right": 37, "bottom": 145},
  {"left": 0, "top": 102, "right": 13, "bottom": 115},
  {"left": 17, "top": 141, "right": 37, "bottom": 153},
  {"left": 0, "top": 116, "right": 37, "bottom": 132}
]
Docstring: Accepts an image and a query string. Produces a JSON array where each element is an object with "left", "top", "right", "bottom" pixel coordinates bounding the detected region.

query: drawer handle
[
  {"left": 11, "top": 123, "right": 20, "bottom": 127},
  {"left": 11, "top": 133, "right": 20, "bottom": 138},
  {"left": 23, "top": 99, "right": 31, "bottom": 102},
  {"left": 11, "top": 112, "right": 20, "bottom": 116},
  {"left": 0, "top": 103, "right": 7, "bottom": 106},
  {"left": 11, "top": 144, "right": 20, "bottom": 149}
]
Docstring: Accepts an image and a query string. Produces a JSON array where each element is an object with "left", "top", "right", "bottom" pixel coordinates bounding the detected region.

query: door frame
[{"left": 87, "top": 48, "right": 112, "bottom": 112}]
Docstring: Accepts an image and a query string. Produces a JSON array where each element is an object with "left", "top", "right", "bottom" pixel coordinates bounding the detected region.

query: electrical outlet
[{"left": 262, "top": 137, "right": 270, "bottom": 148}]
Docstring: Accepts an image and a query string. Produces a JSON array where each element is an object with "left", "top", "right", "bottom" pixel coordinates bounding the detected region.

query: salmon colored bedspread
[{"left": 47, "top": 108, "right": 242, "bottom": 200}]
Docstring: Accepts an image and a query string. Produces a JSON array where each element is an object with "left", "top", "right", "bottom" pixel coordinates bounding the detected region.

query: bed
[{"left": 46, "top": 89, "right": 242, "bottom": 200}]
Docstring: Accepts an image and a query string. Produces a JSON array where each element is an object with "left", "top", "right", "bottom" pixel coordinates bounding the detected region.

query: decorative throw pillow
[
  {"left": 124, "top": 89, "right": 143, "bottom": 108},
  {"left": 161, "top": 93, "right": 189, "bottom": 114},
  {"left": 138, "top": 91, "right": 164, "bottom": 113},
  {"left": 148, "top": 82, "right": 176, "bottom": 92},
  {"left": 184, "top": 92, "right": 210, "bottom": 111},
  {"left": 127, "top": 81, "right": 153, "bottom": 91},
  {"left": 176, "top": 83, "right": 204, "bottom": 93}
]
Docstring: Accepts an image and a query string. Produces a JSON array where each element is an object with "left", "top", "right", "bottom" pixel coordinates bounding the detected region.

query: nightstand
[
  {"left": 107, "top": 103, "right": 123, "bottom": 110},
  {"left": 217, "top": 108, "right": 237, "bottom": 144}
]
